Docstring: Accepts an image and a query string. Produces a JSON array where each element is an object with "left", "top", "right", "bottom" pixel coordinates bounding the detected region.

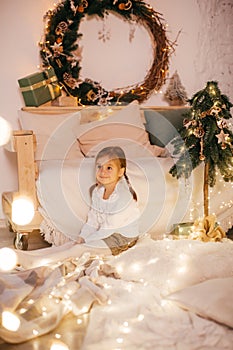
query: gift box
[
  {"left": 18, "top": 68, "right": 61, "bottom": 107},
  {"left": 51, "top": 95, "right": 78, "bottom": 107},
  {"left": 170, "top": 222, "right": 194, "bottom": 239}
]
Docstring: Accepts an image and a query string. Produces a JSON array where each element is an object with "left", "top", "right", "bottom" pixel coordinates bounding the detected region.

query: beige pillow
[
  {"left": 79, "top": 105, "right": 146, "bottom": 124},
  {"left": 19, "top": 111, "right": 83, "bottom": 160},
  {"left": 167, "top": 277, "right": 233, "bottom": 328},
  {"left": 76, "top": 101, "right": 165, "bottom": 158}
]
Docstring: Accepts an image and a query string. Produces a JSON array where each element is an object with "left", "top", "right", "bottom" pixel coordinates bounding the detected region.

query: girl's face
[{"left": 95, "top": 155, "right": 125, "bottom": 187}]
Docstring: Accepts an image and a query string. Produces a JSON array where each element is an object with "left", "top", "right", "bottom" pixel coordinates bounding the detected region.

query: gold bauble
[
  {"left": 199, "top": 154, "right": 205, "bottom": 161},
  {"left": 118, "top": 3, "right": 125, "bottom": 10},
  {"left": 221, "top": 143, "right": 227, "bottom": 149},
  {"left": 78, "top": 5, "right": 84, "bottom": 12}
]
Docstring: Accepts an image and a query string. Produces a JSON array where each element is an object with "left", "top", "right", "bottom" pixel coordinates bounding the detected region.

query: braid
[{"left": 124, "top": 173, "right": 137, "bottom": 201}]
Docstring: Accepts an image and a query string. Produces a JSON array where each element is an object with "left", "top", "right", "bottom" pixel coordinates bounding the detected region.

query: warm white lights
[
  {"left": 0, "top": 247, "right": 17, "bottom": 271},
  {"left": 50, "top": 340, "right": 69, "bottom": 350},
  {"left": 2, "top": 311, "right": 20, "bottom": 331},
  {"left": 137, "top": 313, "right": 144, "bottom": 321},
  {"left": 12, "top": 196, "right": 35, "bottom": 225},
  {"left": 0, "top": 116, "right": 12, "bottom": 146}
]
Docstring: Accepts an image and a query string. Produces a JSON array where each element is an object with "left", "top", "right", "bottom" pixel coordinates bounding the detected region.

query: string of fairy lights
[
  {"left": 0, "top": 239, "right": 218, "bottom": 349},
  {"left": 0, "top": 2, "right": 233, "bottom": 348}
]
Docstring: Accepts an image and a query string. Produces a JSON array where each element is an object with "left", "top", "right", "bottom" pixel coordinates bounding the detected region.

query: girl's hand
[{"left": 76, "top": 236, "right": 85, "bottom": 244}]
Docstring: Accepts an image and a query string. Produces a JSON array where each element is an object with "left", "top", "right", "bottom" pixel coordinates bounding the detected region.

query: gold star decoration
[{"left": 216, "top": 130, "right": 229, "bottom": 144}]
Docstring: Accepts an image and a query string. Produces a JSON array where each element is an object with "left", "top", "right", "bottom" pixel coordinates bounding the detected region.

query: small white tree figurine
[{"left": 164, "top": 71, "right": 188, "bottom": 106}]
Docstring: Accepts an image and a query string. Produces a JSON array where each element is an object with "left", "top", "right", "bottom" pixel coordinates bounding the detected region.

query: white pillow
[
  {"left": 166, "top": 277, "right": 233, "bottom": 328},
  {"left": 19, "top": 111, "right": 83, "bottom": 160},
  {"left": 76, "top": 101, "right": 166, "bottom": 158}
]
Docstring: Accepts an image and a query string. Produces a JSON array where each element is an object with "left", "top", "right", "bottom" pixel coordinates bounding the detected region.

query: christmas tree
[
  {"left": 164, "top": 71, "right": 188, "bottom": 106},
  {"left": 169, "top": 81, "right": 233, "bottom": 218}
]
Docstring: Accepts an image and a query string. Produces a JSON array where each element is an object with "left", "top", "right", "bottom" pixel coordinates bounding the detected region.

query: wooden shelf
[{"left": 22, "top": 104, "right": 188, "bottom": 114}]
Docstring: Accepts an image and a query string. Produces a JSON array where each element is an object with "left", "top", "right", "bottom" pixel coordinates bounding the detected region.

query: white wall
[{"left": 0, "top": 0, "right": 232, "bottom": 218}]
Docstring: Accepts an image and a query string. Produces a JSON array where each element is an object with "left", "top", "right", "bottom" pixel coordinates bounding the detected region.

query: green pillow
[{"left": 144, "top": 108, "right": 189, "bottom": 146}]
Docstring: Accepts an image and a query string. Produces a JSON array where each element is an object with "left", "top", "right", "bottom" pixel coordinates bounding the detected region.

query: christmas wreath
[{"left": 40, "top": 0, "right": 174, "bottom": 105}]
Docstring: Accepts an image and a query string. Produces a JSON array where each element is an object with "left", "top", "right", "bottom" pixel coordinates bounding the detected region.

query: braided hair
[{"left": 94, "top": 146, "right": 137, "bottom": 201}]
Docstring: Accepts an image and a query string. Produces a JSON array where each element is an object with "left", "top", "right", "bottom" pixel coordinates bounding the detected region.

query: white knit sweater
[{"left": 80, "top": 177, "right": 140, "bottom": 243}]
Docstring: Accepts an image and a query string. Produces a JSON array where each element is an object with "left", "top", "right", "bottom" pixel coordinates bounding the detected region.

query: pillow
[
  {"left": 79, "top": 105, "right": 146, "bottom": 124},
  {"left": 144, "top": 107, "right": 189, "bottom": 146},
  {"left": 19, "top": 111, "right": 83, "bottom": 160},
  {"left": 76, "top": 101, "right": 166, "bottom": 158},
  {"left": 166, "top": 277, "right": 233, "bottom": 328}
]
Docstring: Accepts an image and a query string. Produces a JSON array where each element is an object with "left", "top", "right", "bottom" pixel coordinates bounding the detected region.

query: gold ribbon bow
[{"left": 189, "top": 214, "right": 226, "bottom": 242}]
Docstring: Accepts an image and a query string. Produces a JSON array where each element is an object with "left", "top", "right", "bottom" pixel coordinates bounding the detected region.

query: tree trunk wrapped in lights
[{"left": 169, "top": 81, "right": 233, "bottom": 238}]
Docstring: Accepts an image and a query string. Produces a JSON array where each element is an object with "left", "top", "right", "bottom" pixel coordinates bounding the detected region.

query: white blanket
[
  {"left": 36, "top": 156, "right": 233, "bottom": 243},
  {"left": 82, "top": 237, "right": 233, "bottom": 350},
  {"left": 1, "top": 237, "right": 233, "bottom": 348}
]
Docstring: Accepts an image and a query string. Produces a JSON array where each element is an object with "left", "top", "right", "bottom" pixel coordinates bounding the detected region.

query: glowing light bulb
[
  {"left": 137, "top": 313, "right": 144, "bottom": 321},
  {"left": 0, "top": 116, "right": 12, "bottom": 146},
  {"left": 116, "top": 337, "right": 124, "bottom": 344},
  {"left": 12, "top": 197, "right": 35, "bottom": 225},
  {"left": 0, "top": 247, "right": 17, "bottom": 271},
  {"left": 2, "top": 311, "right": 20, "bottom": 331},
  {"left": 131, "top": 262, "right": 141, "bottom": 272},
  {"left": 50, "top": 340, "right": 69, "bottom": 350}
]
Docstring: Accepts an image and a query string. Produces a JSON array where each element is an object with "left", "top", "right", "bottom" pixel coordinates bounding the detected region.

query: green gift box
[
  {"left": 170, "top": 222, "right": 194, "bottom": 239},
  {"left": 18, "top": 68, "right": 61, "bottom": 107}
]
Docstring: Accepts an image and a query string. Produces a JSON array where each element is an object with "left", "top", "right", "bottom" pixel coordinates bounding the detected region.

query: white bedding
[
  {"left": 82, "top": 237, "right": 233, "bottom": 350},
  {"left": 36, "top": 156, "right": 233, "bottom": 244},
  {"left": 2, "top": 237, "right": 233, "bottom": 348}
]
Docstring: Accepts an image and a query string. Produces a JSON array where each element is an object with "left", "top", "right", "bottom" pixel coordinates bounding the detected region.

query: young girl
[
  {"left": 16, "top": 146, "right": 140, "bottom": 269},
  {"left": 78, "top": 146, "right": 140, "bottom": 255}
]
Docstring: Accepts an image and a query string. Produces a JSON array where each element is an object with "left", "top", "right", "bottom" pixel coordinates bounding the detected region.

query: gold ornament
[
  {"left": 86, "top": 89, "right": 96, "bottom": 101},
  {"left": 124, "top": 1, "right": 132, "bottom": 10},
  {"left": 77, "top": 5, "right": 84, "bottom": 12},
  {"left": 118, "top": 1, "right": 132, "bottom": 10},
  {"left": 118, "top": 3, "right": 125, "bottom": 10},
  {"left": 51, "top": 42, "right": 63, "bottom": 56},
  {"left": 221, "top": 143, "right": 227, "bottom": 150},
  {"left": 55, "top": 21, "right": 68, "bottom": 35},
  {"left": 200, "top": 111, "right": 207, "bottom": 118},
  {"left": 71, "top": 0, "right": 88, "bottom": 14},
  {"left": 63, "top": 72, "right": 78, "bottom": 89},
  {"left": 217, "top": 119, "right": 227, "bottom": 128},
  {"left": 194, "top": 125, "right": 205, "bottom": 138},
  {"left": 216, "top": 129, "right": 229, "bottom": 144},
  {"left": 210, "top": 106, "right": 221, "bottom": 116},
  {"left": 82, "top": 0, "right": 88, "bottom": 7},
  {"left": 183, "top": 118, "right": 192, "bottom": 129},
  {"left": 199, "top": 154, "right": 205, "bottom": 161},
  {"left": 56, "top": 37, "right": 63, "bottom": 44}
]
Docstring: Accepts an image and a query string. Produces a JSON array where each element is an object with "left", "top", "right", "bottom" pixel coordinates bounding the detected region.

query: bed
[{"left": 1, "top": 101, "right": 233, "bottom": 348}]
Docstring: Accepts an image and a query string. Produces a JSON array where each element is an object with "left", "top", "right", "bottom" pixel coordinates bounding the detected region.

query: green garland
[
  {"left": 169, "top": 81, "right": 233, "bottom": 187},
  {"left": 39, "top": 0, "right": 174, "bottom": 105}
]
